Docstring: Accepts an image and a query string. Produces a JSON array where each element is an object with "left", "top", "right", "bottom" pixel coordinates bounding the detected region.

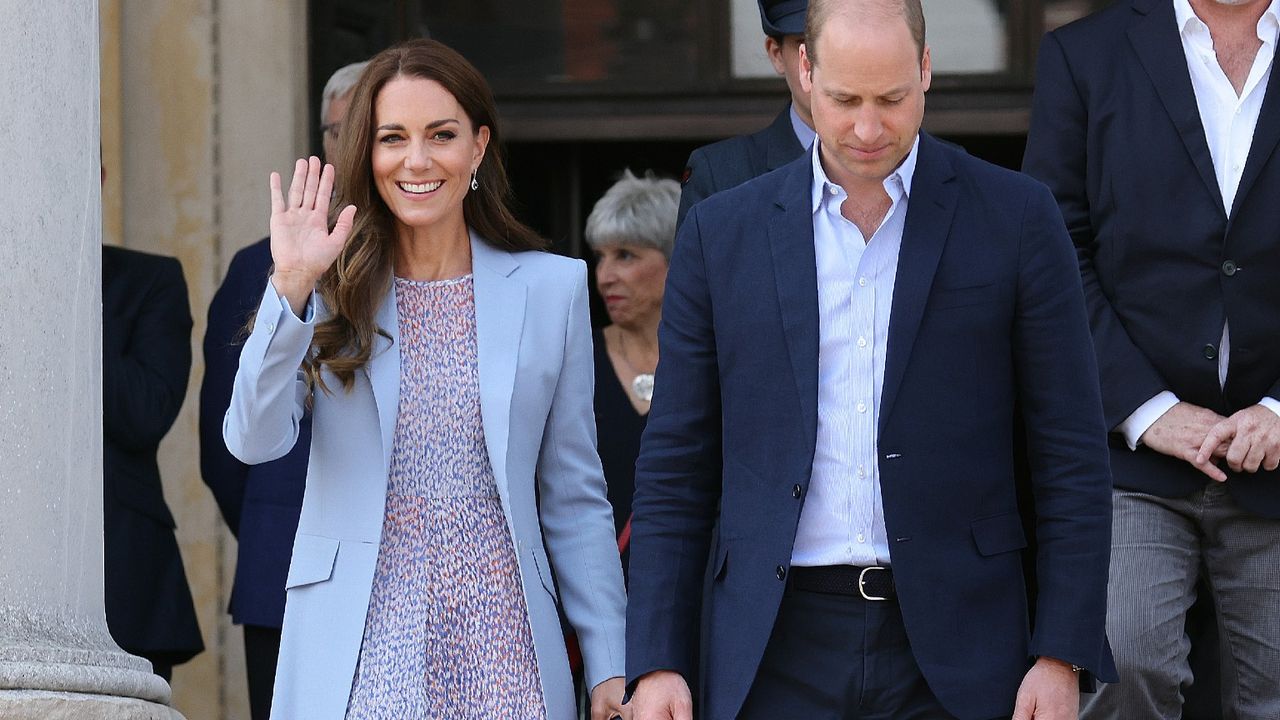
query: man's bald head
[{"left": 805, "top": 0, "right": 925, "bottom": 67}]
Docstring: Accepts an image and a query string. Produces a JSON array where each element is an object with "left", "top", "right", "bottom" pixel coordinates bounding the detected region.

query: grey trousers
[{"left": 1081, "top": 485, "right": 1280, "bottom": 720}]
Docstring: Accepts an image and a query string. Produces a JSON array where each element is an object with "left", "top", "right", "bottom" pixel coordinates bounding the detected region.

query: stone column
[{"left": 0, "top": 2, "right": 180, "bottom": 718}]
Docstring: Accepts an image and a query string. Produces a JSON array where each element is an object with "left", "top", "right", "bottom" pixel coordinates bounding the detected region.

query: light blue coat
[{"left": 224, "top": 234, "right": 626, "bottom": 719}]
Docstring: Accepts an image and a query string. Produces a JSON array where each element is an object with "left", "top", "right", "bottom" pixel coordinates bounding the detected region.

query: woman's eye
[
  {"left": 378, "top": 134, "right": 403, "bottom": 144},
  {"left": 432, "top": 131, "right": 456, "bottom": 141}
]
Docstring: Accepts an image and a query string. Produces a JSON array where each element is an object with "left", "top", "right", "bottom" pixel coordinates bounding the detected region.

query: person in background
[
  {"left": 585, "top": 169, "right": 678, "bottom": 576},
  {"left": 676, "top": 0, "right": 813, "bottom": 228},
  {"left": 103, "top": 239, "right": 203, "bottom": 681},
  {"left": 1024, "top": 0, "right": 1280, "bottom": 716},
  {"left": 199, "top": 59, "right": 367, "bottom": 720},
  {"left": 223, "top": 39, "right": 626, "bottom": 719}
]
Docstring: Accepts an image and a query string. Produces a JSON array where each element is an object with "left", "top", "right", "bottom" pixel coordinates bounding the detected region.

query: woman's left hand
[{"left": 590, "top": 676, "right": 630, "bottom": 720}]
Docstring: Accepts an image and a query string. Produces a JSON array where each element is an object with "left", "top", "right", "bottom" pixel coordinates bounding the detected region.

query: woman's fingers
[
  {"left": 316, "top": 162, "right": 336, "bottom": 213},
  {"left": 286, "top": 157, "right": 307, "bottom": 208},
  {"left": 301, "top": 156, "right": 322, "bottom": 210},
  {"left": 330, "top": 204, "right": 358, "bottom": 248},
  {"left": 269, "top": 172, "right": 285, "bottom": 215}
]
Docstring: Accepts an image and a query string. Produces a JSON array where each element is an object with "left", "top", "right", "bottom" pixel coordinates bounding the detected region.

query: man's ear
[
  {"left": 921, "top": 44, "right": 932, "bottom": 92},
  {"left": 799, "top": 42, "right": 814, "bottom": 93},
  {"left": 765, "top": 35, "right": 787, "bottom": 77}
]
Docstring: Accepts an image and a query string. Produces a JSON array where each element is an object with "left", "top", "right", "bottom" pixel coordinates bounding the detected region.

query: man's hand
[
  {"left": 1012, "top": 657, "right": 1079, "bottom": 720},
  {"left": 1139, "top": 402, "right": 1228, "bottom": 481},
  {"left": 1196, "top": 404, "right": 1280, "bottom": 474},
  {"left": 590, "top": 676, "right": 630, "bottom": 720},
  {"left": 628, "top": 670, "right": 693, "bottom": 720}
]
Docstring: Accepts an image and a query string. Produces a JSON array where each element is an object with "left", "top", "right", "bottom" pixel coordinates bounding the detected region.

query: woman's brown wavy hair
[{"left": 308, "top": 39, "right": 546, "bottom": 395}]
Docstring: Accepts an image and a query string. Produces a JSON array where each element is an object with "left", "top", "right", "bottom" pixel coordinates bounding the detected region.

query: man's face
[
  {"left": 767, "top": 34, "right": 812, "bottom": 127},
  {"left": 321, "top": 89, "right": 354, "bottom": 164},
  {"left": 800, "top": 12, "right": 930, "bottom": 193}
]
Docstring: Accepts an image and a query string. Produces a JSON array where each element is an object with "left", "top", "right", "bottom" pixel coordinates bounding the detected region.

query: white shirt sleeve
[
  {"left": 1116, "top": 391, "right": 1180, "bottom": 451},
  {"left": 1258, "top": 397, "right": 1280, "bottom": 419}
]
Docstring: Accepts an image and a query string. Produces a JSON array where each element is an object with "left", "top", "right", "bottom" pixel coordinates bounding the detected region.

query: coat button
[
  {"left": 1203, "top": 344, "right": 1217, "bottom": 360},
  {"left": 1222, "top": 260, "right": 1238, "bottom": 276},
  {"left": 776, "top": 565, "right": 787, "bottom": 580},
  {"left": 792, "top": 484, "right": 802, "bottom": 499}
]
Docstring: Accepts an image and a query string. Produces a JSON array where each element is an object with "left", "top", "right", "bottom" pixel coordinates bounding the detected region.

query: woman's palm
[{"left": 270, "top": 156, "right": 357, "bottom": 283}]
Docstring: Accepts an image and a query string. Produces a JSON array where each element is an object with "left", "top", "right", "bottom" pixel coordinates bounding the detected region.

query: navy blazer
[
  {"left": 199, "top": 237, "right": 309, "bottom": 628},
  {"left": 676, "top": 104, "right": 804, "bottom": 228},
  {"left": 1023, "top": 0, "right": 1280, "bottom": 518},
  {"left": 103, "top": 245, "right": 203, "bottom": 661},
  {"left": 626, "top": 134, "right": 1117, "bottom": 720}
]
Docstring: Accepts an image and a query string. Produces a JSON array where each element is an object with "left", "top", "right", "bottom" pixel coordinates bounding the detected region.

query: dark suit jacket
[
  {"left": 102, "top": 245, "right": 203, "bottom": 662},
  {"left": 626, "top": 133, "right": 1117, "bottom": 720},
  {"left": 1023, "top": 0, "right": 1280, "bottom": 518},
  {"left": 199, "top": 237, "right": 308, "bottom": 628},
  {"left": 676, "top": 104, "right": 805, "bottom": 227}
]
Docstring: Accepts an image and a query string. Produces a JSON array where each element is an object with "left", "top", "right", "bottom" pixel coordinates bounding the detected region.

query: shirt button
[
  {"left": 857, "top": 533, "right": 866, "bottom": 543},
  {"left": 858, "top": 277, "right": 868, "bottom": 287},
  {"left": 792, "top": 484, "right": 803, "bottom": 499},
  {"left": 857, "top": 337, "right": 868, "bottom": 348},
  {"left": 1222, "top": 260, "right": 1238, "bottom": 276},
  {"left": 776, "top": 565, "right": 787, "bottom": 580},
  {"left": 1204, "top": 344, "right": 1218, "bottom": 360},
  {"left": 829, "top": 185, "right": 839, "bottom": 196},
  {"left": 266, "top": 321, "right": 277, "bottom": 333},
  {"left": 856, "top": 402, "right": 867, "bottom": 413}
]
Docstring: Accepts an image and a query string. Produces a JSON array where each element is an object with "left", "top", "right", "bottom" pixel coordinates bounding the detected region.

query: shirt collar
[
  {"left": 810, "top": 134, "right": 921, "bottom": 214},
  {"left": 1174, "top": 0, "right": 1280, "bottom": 44},
  {"left": 789, "top": 104, "right": 817, "bottom": 150}
]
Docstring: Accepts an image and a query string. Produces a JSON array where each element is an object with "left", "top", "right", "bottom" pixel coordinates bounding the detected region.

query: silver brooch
[{"left": 631, "top": 373, "right": 655, "bottom": 402}]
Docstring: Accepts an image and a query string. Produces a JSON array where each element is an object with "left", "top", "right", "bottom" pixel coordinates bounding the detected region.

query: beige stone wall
[{"left": 101, "top": 1, "right": 309, "bottom": 717}]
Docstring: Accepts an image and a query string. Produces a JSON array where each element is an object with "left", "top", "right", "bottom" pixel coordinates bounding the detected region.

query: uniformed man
[{"left": 677, "top": 0, "right": 813, "bottom": 226}]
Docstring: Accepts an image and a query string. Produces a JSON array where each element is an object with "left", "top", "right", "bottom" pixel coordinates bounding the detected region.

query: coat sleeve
[
  {"left": 222, "top": 280, "right": 314, "bottom": 465},
  {"left": 1022, "top": 32, "right": 1170, "bottom": 430},
  {"left": 625, "top": 205, "right": 724, "bottom": 688},
  {"left": 676, "top": 146, "right": 716, "bottom": 230},
  {"left": 1013, "top": 183, "right": 1117, "bottom": 683},
  {"left": 198, "top": 248, "right": 260, "bottom": 535},
  {"left": 534, "top": 262, "right": 628, "bottom": 690},
  {"left": 103, "top": 256, "right": 193, "bottom": 451}
]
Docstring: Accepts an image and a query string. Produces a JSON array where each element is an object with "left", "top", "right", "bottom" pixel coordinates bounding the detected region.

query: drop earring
[{"left": 470, "top": 169, "right": 479, "bottom": 191}]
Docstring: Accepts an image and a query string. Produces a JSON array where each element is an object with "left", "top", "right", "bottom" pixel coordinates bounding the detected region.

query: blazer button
[
  {"left": 792, "top": 484, "right": 802, "bottom": 499},
  {"left": 776, "top": 565, "right": 787, "bottom": 581},
  {"left": 1203, "top": 344, "right": 1217, "bottom": 360},
  {"left": 1222, "top": 260, "right": 1238, "bottom": 276}
]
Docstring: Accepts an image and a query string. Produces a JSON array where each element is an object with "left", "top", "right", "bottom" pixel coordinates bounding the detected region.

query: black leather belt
[{"left": 790, "top": 565, "right": 896, "bottom": 601}]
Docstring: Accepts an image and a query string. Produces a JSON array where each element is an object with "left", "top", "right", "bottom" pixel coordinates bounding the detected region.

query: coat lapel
[
  {"left": 470, "top": 233, "right": 525, "bottom": 503},
  {"left": 1128, "top": 0, "right": 1225, "bottom": 215},
  {"left": 878, "top": 134, "right": 958, "bottom": 435},
  {"left": 366, "top": 280, "right": 400, "bottom": 475},
  {"left": 768, "top": 156, "right": 820, "bottom": 453},
  {"left": 1230, "top": 55, "right": 1280, "bottom": 220}
]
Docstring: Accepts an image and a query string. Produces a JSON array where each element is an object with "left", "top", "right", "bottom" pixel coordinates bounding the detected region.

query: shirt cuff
[
  {"left": 1258, "top": 397, "right": 1280, "bottom": 419},
  {"left": 1116, "top": 391, "right": 1180, "bottom": 451}
]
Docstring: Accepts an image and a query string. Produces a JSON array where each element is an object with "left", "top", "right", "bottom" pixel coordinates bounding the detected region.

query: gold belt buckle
[{"left": 858, "top": 565, "right": 889, "bottom": 601}]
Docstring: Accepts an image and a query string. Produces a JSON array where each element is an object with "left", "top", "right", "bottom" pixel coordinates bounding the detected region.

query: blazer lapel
[
  {"left": 1230, "top": 58, "right": 1280, "bottom": 220},
  {"left": 366, "top": 280, "right": 400, "bottom": 474},
  {"left": 879, "top": 134, "right": 958, "bottom": 435},
  {"left": 1128, "top": 0, "right": 1225, "bottom": 215},
  {"left": 470, "top": 233, "right": 525, "bottom": 503},
  {"left": 768, "top": 155, "right": 820, "bottom": 453}
]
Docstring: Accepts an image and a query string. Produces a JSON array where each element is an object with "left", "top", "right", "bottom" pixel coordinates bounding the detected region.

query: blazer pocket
[
  {"left": 930, "top": 282, "right": 999, "bottom": 310},
  {"left": 285, "top": 533, "right": 340, "bottom": 589},
  {"left": 531, "top": 547, "right": 559, "bottom": 603},
  {"left": 970, "top": 512, "right": 1028, "bottom": 557}
]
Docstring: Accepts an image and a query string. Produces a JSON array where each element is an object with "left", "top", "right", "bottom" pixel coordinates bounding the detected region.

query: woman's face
[
  {"left": 370, "top": 76, "right": 488, "bottom": 237},
  {"left": 594, "top": 243, "right": 669, "bottom": 328}
]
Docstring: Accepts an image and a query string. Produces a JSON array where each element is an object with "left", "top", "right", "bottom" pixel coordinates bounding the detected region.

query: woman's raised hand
[{"left": 269, "top": 156, "right": 358, "bottom": 314}]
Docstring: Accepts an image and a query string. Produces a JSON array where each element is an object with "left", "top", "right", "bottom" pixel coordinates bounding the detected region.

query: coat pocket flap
[
  {"left": 286, "top": 533, "right": 339, "bottom": 589},
  {"left": 531, "top": 547, "right": 559, "bottom": 602},
  {"left": 970, "top": 512, "right": 1028, "bottom": 557}
]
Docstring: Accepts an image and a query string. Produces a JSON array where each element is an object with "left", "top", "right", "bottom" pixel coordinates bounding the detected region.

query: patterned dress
[{"left": 345, "top": 275, "right": 546, "bottom": 720}]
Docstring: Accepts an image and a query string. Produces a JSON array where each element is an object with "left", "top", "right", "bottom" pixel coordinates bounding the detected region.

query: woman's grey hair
[
  {"left": 584, "top": 169, "right": 681, "bottom": 258},
  {"left": 321, "top": 61, "right": 370, "bottom": 120}
]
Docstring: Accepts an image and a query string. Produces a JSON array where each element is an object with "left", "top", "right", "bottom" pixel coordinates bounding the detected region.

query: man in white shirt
[{"left": 1025, "top": 0, "right": 1280, "bottom": 716}]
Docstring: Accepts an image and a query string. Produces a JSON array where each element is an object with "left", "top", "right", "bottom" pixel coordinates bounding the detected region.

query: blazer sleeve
[
  {"left": 103, "top": 256, "right": 193, "bottom": 451},
  {"left": 1022, "top": 32, "right": 1170, "bottom": 429},
  {"left": 625, "top": 205, "right": 724, "bottom": 688},
  {"left": 198, "top": 249, "right": 259, "bottom": 535},
  {"left": 535, "top": 262, "right": 627, "bottom": 690},
  {"left": 222, "top": 281, "right": 314, "bottom": 465},
  {"left": 1013, "top": 183, "right": 1117, "bottom": 682}
]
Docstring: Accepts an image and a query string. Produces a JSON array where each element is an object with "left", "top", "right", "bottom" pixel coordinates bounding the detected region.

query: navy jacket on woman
[
  {"left": 626, "top": 134, "right": 1117, "bottom": 720},
  {"left": 103, "top": 245, "right": 203, "bottom": 666},
  {"left": 1023, "top": 0, "right": 1280, "bottom": 518},
  {"left": 199, "top": 237, "right": 309, "bottom": 628}
]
